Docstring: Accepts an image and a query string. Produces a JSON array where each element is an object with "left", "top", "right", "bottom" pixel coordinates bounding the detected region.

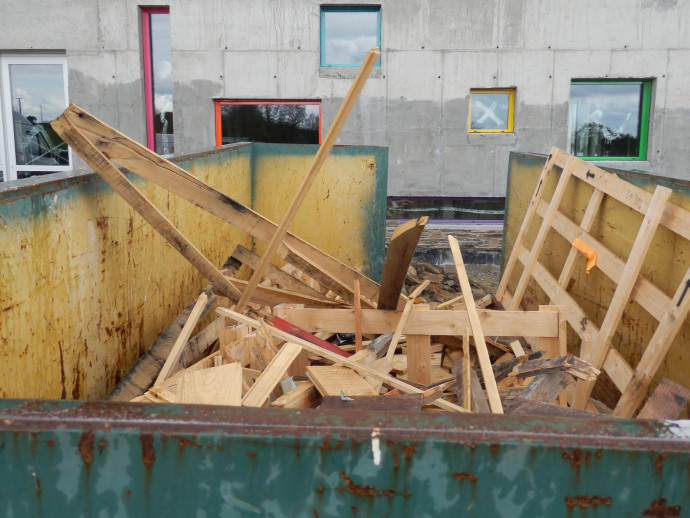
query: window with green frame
[
  {"left": 569, "top": 80, "right": 652, "bottom": 161},
  {"left": 320, "top": 6, "right": 381, "bottom": 67}
]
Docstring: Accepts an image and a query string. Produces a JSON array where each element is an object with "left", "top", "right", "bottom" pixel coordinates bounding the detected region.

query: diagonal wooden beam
[
  {"left": 236, "top": 48, "right": 381, "bottom": 312},
  {"left": 52, "top": 111, "right": 242, "bottom": 300}
]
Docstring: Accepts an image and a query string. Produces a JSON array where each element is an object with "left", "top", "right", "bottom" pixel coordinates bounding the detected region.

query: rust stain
[
  {"left": 642, "top": 498, "right": 681, "bottom": 517},
  {"left": 312, "top": 510, "right": 319, "bottom": 518},
  {"left": 34, "top": 475, "right": 41, "bottom": 494},
  {"left": 339, "top": 470, "right": 396, "bottom": 498},
  {"left": 388, "top": 442, "right": 400, "bottom": 470},
  {"left": 98, "top": 440, "right": 107, "bottom": 454},
  {"left": 655, "top": 453, "right": 667, "bottom": 471},
  {"left": 565, "top": 495, "right": 612, "bottom": 509},
  {"left": 169, "top": 435, "right": 201, "bottom": 453},
  {"left": 451, "top": 472, "right": 478, "bottom": 482},
  {"left": 247, "top": 450, "right": 256, "bottom": 458},
  {"left": 401, "top": 442, "right": 418, "bottom": 460},
  {"left": 78, "top": 431, "right": 95, "bottom": 466},
  {"left": 561, "top": 449, "right": 592, "bottom": 468},
  {"left": 139, "top": 433, "right": 156, "bottom": 470}
]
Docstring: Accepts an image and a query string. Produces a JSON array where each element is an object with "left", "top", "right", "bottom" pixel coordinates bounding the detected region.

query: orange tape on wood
[{"left": 572, "top": 238, "right": 597, "bottom": 273}]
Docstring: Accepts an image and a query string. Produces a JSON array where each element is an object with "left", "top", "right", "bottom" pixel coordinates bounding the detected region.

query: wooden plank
[
  {"left": 52, "top": 111, "right": 242, "bottom": 301},
  {"left": 384, "top": 281, "right": 430, "bottom": 365},
  {"left": 463, "top": 327, "right": 471, "bottom": 411},
  {"left": 405, "top": 304, "right": 432, "bottom": 385},
  {"left": 216, "top": 307, "right": 469, "bottom": 412},
  {"left": 62, "top": 103, "right": 382, "bottom": 306},
  {"left": 504, "top": 399, "right": 605, "bottom": 419},
  {"left": 155, "top": 293, "right": 209, "bottom": 384},
  {"left": 519, "top": 371, "right": 574, "bottom": 404},
  {"left": 613, "top": 262, "right": 690, "bottom": 417},
  {"left": 573, "top": 185, "right": 671, "bottom": 409},
  {"left": 362, "top": 357, "right": 391, "bottom": 393},
  {"left": 496, "top": 148, "right": 560, "bottom": 302},
  {"left": 230, "top": 244, "right": 322, "bottom": 296},
  {"left": 354, "top": 279, "right": 363, "bottom": 351},
  {"left": 307, "top": 366, "right": 378, "bottom": 397},
  {"left": 508, "top": 154, "right": 576, "bottom": 310},
  {"left": 636, "top": 378, "right": 690, "bottom": 420},
  {"left": 280, "top": 306, "right": 560, "bottom": 337},
  {"left": 236, "top": 48, "right": 380, "bottom": 311},
  {"left": 319, "top": 394, "right": 422, "bottom": 411},
  {"left": 510, "top": 340, "right": 526, "bottom": 357},
  {"left": 177, "top": 362, "right": 243, "bottom": 406},
  {"left": 271, "top": 382, "right": 320, "bottom": 409},
  {"left": 377, "top": 217, "right": 428, "bottom": 310},
  {"left": 242, "top": 342, "right": 303, "bottom": 407},
  {"left": 602, "top": 347, "right": 634, "bottom": 391},
  {"left": 449, "top": 235, "right": 502, "bottom": 413},
  {"left": 225, "top": 276, "right": 344, "bottom": 308}
]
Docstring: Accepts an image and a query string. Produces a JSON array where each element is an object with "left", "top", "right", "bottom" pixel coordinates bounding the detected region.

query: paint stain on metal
[
  {"left": 452, "top": 472, "right": 478, "bottom": 482},
  {"left": 339, "top": 470, "right": 396, "bottom": 498},
  {"left": 642, "top": 498, "right": 681, "bottom": 517},
  {"left": 139, "top": 433, "right": 155, "bottom": 470},
  {"left": 565, "top": 495, "right": 612, "bottom": 508},
  {"left": 78, "top": 431, "right": 95, "bottom": 466}
]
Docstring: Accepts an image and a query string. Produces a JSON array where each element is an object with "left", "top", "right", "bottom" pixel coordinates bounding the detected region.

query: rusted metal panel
[{"left": 0, "top": 400, "right": 688, "bottom": 516}]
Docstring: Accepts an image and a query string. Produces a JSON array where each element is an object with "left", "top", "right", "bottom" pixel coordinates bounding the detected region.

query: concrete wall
[{"left": 1, "top": 0, "right": 689, "bottom": 196}]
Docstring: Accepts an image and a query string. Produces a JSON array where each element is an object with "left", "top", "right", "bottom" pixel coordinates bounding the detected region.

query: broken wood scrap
[
  {"left": 271, "top": 382, "right": 321, "bottom": 409},
  {"left": 378, "top": 217, "right": 429, "bottom": 310},
  {"left": 266, "top": 314, "right": 351, "bottom": 358},
  {"left": 452, "top": 357, "right": 489, "bottom": 413},
  {"left": 518, "top": 371, "right": 574, "bottom": 404},
  {"left": 319, "top": 394, "right": 423, "bottom": 411},
  {"left": 242, "top": 342, "right": 303, "bottom": 407},
  {"left": 510, "top": 354, "right": 599, "bottom": 382},
  {"left": 636, "top": 378, "right": 690, "bottom": 420},
  {"left": 307, "top": 365, "right": 378, "bottom": 397},
  {"left": 503, "top": 399, "right": 606, "bottom": 419}
]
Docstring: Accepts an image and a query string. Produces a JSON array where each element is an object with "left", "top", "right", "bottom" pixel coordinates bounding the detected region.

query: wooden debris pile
[{"left": 54, "top": 49, "right": 689, "bottom": 420}]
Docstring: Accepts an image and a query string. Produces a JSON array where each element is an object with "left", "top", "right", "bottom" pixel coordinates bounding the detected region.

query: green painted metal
[{"left": 1, "top": 400, "right": 688, "bottom": 517}]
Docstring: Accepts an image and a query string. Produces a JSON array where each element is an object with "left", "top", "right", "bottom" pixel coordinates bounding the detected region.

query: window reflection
[
  {"left": 321, "top": 7, "right": 380, "bottom": 66},
  {"left": 219, "top": 103, "right": 320, "bottom": 145},
  {"left": 569, "top": 82, "right": 646, "bottom": 159},
  {"left": 9, "top": 64, "right": 69, "bottom": 167},
  {"left": 470, "top": 93, "right": 510, "bottom": 131}
]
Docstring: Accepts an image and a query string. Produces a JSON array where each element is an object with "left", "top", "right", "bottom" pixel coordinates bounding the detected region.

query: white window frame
[{"left": 0, "top": 54, "right": 71, "bottom": 182}]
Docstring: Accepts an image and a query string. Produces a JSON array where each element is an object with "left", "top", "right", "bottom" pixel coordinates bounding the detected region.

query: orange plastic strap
[{"left": 572, "top": 238, "right": 597, "bottom": 274}]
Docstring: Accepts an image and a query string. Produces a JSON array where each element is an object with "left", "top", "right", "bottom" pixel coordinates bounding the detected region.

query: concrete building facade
[{"left": 1, "top": 0, "right": 689, "bottom": 199}]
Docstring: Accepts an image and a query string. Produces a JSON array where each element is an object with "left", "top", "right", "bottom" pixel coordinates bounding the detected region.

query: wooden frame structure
[{"left": 497, "top": 148, "right": 690, "bottom": 417}]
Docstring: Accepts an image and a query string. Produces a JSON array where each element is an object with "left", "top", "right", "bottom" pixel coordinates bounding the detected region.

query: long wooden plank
[
  {"left": 271, "top": 382, "right": 320, "bottom": 409},
  {"left": 508, "top": 154, "right": 576, "bottom": 310},
  {"left": 280, "top": 306, "right": 560, "bottom": 337},
  {"left": 496, "top": 148, "right": 560, "bottom": 301},
  {"left": 62, "top": 103, "right": 382, "bottom": 305},
  {"left": 224, "top": 276, "right": 344, "bottom": 308},
  {"left": 236, "top": 48, "right": 380, "bottom": 311},
  {"left": 573, "top": 185, "right": 671, "bottom": 409},
  {"left": 177, "top": 362, "right": 243, "bottom": 406},
  {"left": 449, "top": 235, "right": 502, "bottom": 413},
  {"left": 155, "top": 293, "right": 209, "bottom": 384},
  {"left": 377, "top": 217, "right": 428, "bottom": 310},
  {"left": 242, "top": 342, "right": 303, "bottom": 407},
  {"left": 384, "top": 280, "right": 430, "bottom": 365},
  {"left": 230, "top": 244, "right": 322, "bottom": 296},
  {"left": 52, "top": 112, "right": 243, "bottom": 301},
  {"left": 406, "top": 306, "right": 432, "bottom": 385},
  {"left": 613, "top": 262, "right": 690, "bottom": 417},
  {"left": 216, "top": 307, "right": 469, "bottom": 413}
]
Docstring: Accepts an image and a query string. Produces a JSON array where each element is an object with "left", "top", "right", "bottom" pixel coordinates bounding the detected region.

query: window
[
  {"left": 214, "top": 100, "right": 321, "bottom": 146},
  {"left": 142, "top": 6, "right": 174, "bottom": 155},
  {"left": 320, "top": 6, "right": 381, "bottom": 67},
  {"left": 0, "top": 54, "right": 71, "bottom": 182},
  {"left": 569, "top": 80, "right": 652, "bottom": 161},
  {"left": 468, "top": 89, "right": 515, "bottom": 133}
]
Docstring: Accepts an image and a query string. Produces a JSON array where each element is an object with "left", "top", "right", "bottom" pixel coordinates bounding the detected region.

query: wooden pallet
[{"left": 497, "top": 148, "right": 690, "bottom": 417}]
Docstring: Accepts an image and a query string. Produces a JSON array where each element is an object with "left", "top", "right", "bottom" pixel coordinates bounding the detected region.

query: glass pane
[
  {"left": 470, "top": 93, "right": 510, "bottom": 131},
  {"left": 569, "top": 83, "right": 643, "bottom": 158},
  {"left": 220, "top": 104, "right": 319, "bottom": 144},
  {"left": 8, "top": 64, "right": 69, "bottom": 167},
  {"left": 323, "top": 10, "right": 378, "bottom": 66},
  {"left": 150, "top": 12, "right": 174, "bottom": 155}
]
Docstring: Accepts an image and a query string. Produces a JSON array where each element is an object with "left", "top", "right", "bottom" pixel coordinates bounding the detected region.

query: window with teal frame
[
  {"left": 568, "top": 79, "right": 652, "bottom": 161},
  {"left": 320, "top": 6, "right": 381, "bottom": 67}
]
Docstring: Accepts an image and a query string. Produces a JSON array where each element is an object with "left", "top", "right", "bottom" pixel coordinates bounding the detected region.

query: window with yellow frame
[{"left": 468, "top": 89, "right": 515, "bottom": 132}]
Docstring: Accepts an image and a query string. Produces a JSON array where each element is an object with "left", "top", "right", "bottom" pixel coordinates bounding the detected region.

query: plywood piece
[
  {"left": 242, "top": 342, "right": 303, "bottom": 407},
  {"left": 307, "top": 366, "right": 378, "bottom": 397},
  {"left": 177, "top": 362, "right": 243, "bottom": 406}
]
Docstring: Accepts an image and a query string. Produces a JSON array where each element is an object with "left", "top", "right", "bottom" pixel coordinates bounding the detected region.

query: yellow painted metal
[
  {"left": 504, "top": 153, "right": 690, "bottom": 409},
  {"left": 251, "top": 152, "right": 379, "bottom": 274},
  {"left": 0, "top": 151, "right": 252, "bottom": 400}
]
